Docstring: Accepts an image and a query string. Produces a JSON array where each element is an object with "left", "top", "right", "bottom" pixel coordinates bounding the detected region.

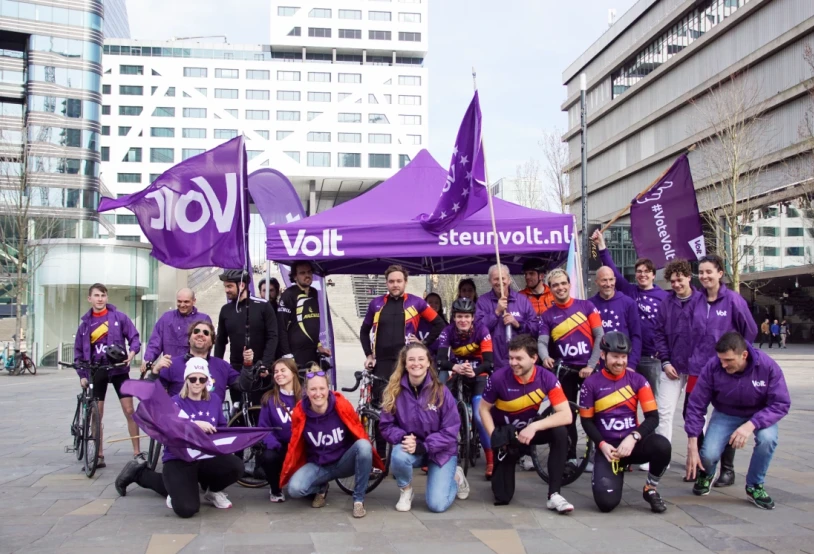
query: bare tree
[
  {"left": 513, "top": 158, "right": 545, "bottom": 210},
  {"left": 692, "top": 72, "right": 771, "bottom": 292},
  {"left": 539, "top": 128, "right": 571, "bottom": 213}
]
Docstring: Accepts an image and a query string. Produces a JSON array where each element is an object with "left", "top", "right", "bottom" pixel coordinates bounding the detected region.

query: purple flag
[
  {"left": 418, "top": 91, "right": 488, "bottom": 234},
  {"left": 248, "top": 169, "right": 337, "bottom": 386},
  {"left": 122, "top": 380, "right": 272, "bottom": 463},
  {"left": 630, "top": 154, "right": 706, "bottom": 268},
  {"left": 98, "top": 136, "right": 249, "bottom": 269}
]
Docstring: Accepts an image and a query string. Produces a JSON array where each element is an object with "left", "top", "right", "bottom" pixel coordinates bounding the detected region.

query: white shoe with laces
[
  {"left": 396, "top": 486, "right": 414, "bottom": 512},
  {"left": 546, "top": 493, "right": 574, "bottom": 514},
  {"left": 269, "top": 492, "right": 286, "bottom": 503},
  {"left": 519, "top": 455, "right": 535, "bottom": 471},
  {"left": 203, "top": 490, "right": 232, "bottom": 509},
  {"left": 166, "top": 495, "right": 172, "bottom": 509},
  {"left": 455, "top": 466, "right": 470, "bottom": 500}
]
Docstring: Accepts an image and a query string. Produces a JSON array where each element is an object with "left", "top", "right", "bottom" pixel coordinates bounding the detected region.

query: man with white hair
[{"left": 142, "top": 288, "right": 211, "bottom": 371}]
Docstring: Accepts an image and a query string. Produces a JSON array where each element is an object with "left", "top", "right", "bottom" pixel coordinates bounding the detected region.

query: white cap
[{"left": 183, "top": 357, "right": 211, "bottom": 381}]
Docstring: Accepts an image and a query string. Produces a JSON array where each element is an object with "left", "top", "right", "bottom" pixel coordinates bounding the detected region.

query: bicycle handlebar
[
  {"left": 340, "top": 370, "right": 388, "bottom": 392},
  {"left": 60, "top": 360, "right": 127, "bottom": 372}
]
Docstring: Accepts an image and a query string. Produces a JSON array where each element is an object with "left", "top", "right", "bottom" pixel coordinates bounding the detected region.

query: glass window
[
  {"left": 150, "top": 148, "right": 174, "bottom": 163},
  {"left": 742, "top": 245, "right": 755, "bottom": 256},
  {"left": 254, "top": 130, "right": 270, "bottom": 140},
  {"left": 246, "top": 110, "right": 270, "bottom": 120},
  {"left": 247, "top": 69, "right": 271, "bottom": 80},
  {"left": 182, "top": 128, "right": 206, "bottom": 138},
  {"left": 277, "top": 111, "right": 301, "bottom": 121},
  {"left": 215, "top": 129, "right": 238, "bottom": 139},
  {"left": 183, "top": 108, "right": 207, "bottom": 118},
  {"left": 339, "top": 29, "right": 362, "bottom": 39},
  {"left": 117, "top": 215, "right": 138, "bottom": 225},
  {"left": 278, "top": 6, "right": 299, "bottom": 16},
  {"left": 786, "top": 247, "right": 806, "bottom": 256},
  {"left": 215, "top": 88, "right": 238, "bottom": 99},
  {"left": 369, "top": 153, "right": 392, "bottom": 168},
  {"left": 182, "top": 148, "right": 205, "bottom": 160},
  {"left": 152, "top": 106, "right": 175, "bottom": 117},
  {"left": 399, "top": 95, "right": 421, "bottom": 105},
  {"left": 384, "top": 94, "right": 392, "bottom": 103},
  {"left": 101, "top": 146, "right": 109, "bottom": 161},
  {"left": 246, "top": 150, "right": 263, "bottom": 161},
  {"left": 369, "top": 30, "right": 392, "bottom": 40},
  {"left": 337, "top": 93, "right": 352, "bottom": 102},
  {"left": 369, "top": 11, "right": 392, "bottom": 21},
  {"left": 759, "top": 227, "right": 778, "bottom": 237},
  {"left": 338, "top": 73, "right": 361, "bottom": 84},
  {"left": 309, "top": 72, "right": 331, "bottom": 82},
  {"left": 278, "top": 90, "right": 301, "bottom": 101},
  {"left": 399, "top": 154, "right": 411, "bottom": 168},
  {"left": 309, "top": 8, "right": 331, "bottom": 18},
  {"left": 398, "top": 75, "right": 421, "bottom": 86},
  {"left": 308, "top": 92, "right": 331, "bottom": 102},
  {"left": 246, "top": 89, "right": 270, "bottom": 100},
  {"left": 308, "top": 27, "right": 331, "bottom": 38},
  {"left": 339, "top": 9, "right": 362, "bottom": 19},
  {"left": 307, "top": 152, "right": 330, "bottom": 167},
  {"left": 338, "top": 153, "right": 361, "bottom": 167},
  {"left": 118, "top": 126, "right": 131, "bottom": 136},
  {"left": 165, "top": 87, "right": 176, "bottom": 97},
  {"left": 307, "top": 111, "right": 322, "bottom": 121},
  {"left": 287, "top": 26, "right": 301, "bottom": 36},
  {"left": 183, "top": 67, "right": 207, "bottom": 77},
  {"left": 399, "top": 114, "right": 421, "bottom": 125},
  {"left": 786, "top": 227, "right": 805, "bottom": 237},
  {"left": 740, "top": 225, "right": 752, "bottom": 235},
  {"left": 760, "top": 246, "right": 778, "bottom": 256},
  {"left": 278, "top": 71, "right": 300, "bottom": 81},
  {"left": 307, "top": 131, "right": 330, "bottom": 142},
  {"left": 338, "top": 112, "right": 361, "bottom": 123},
  {"left": 406, "top": 134, "right": 422, "bottom": 144},
  {"left": 119, "top": 106, "right": 143, "bottom": 116},
  {"left": 101, "top": 125, "right": 110, "bottom": 136},
  {"left": 285, "top": 151, "right": 300, "bottom": 163},
  {"left": 338, "top": 133, "right": 361, "bottom": 143},
  {"left": 277, "top": 130, "right": 293, "bottom": 140},
  {"left": 399, "top": 12, "right": 421, "bottom": 22},
  {"left": 117, "top": 173, "right": 141, "bottom": 183},
  {"left": 150, "top": 127, "right": 174, "bottom": 137},
  {"left": 215, "top": 68, "right": 239, "bottom": 79},
  {"left": 123, "top": 147, "right": 142, "bottom": 162},
  {"left": 119, "top": 85, "right": 143, "bottom": 95},
  {"left": 369, "top": 113, "right": 389, "bottom": 124},
  {"left": 221, "top": 109, "right": 238, "bottom": 118},
  {"left": 398, "top": 32, "right": 421, "bottom": 42},
  {"left": 120, "top": 64, "right": 143, "bottom": 75},
  {"left": 102, "top": 105, "right": 111, "bottom": 115},
  {"left": 368, "top": 133, "right": 391, "bottom": 144},
  {"left": 196, "top": 87, "right": 208, "bottom": 96},
  {"left": 102, "top": 84, "right": 111, "bottom": 94}
]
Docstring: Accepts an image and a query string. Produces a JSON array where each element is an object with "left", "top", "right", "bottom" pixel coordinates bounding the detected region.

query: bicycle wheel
[
  {"left": 84, "top": 401, "right": 101, "bottom": 478},
  {"left": 147, "top": 438, "right": 162, "bottom": 470},
  {"left": 456, "top": 401, "right": 471, "bottom": 476},
  {"left": 530, "top": 401, "right": 593, "bottom": 487},
  {"left": 228, "top": 407, "right": 268, "bottom": 488},
  {"left": 336, "top": 409, "right": 390, "bottom": 495},
  {"left": 71, "top": 395, "right": 84, "bottom": 461},
  {"left": 25, "top": 358, "right": 36, "bottom": 375},
  {"left": 11, "top": 358, "right": 23, "bottom": 376}
]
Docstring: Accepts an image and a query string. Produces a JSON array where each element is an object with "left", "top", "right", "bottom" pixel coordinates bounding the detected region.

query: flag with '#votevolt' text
[
  {"left": 630, "top": 154, "right": 706, "bottom": 268},
  {"left": 417, "top": 91, "right": 488, "bottom": 234},
  {"left": 98, "top": 136, "right": 249, "bottom": 269}
]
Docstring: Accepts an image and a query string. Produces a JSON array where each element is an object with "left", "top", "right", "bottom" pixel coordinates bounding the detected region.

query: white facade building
[{"left": 100, "top": 0, "right": 429, "bottom": 256}]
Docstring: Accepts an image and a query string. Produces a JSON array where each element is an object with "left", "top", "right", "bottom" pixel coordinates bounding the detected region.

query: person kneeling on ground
[
  {"left": 579, "top": 331, "right": 671, "bottom": 513},
  {"left": 685, "top": 332, "right": 791, "bottom": 510},
  {"left": 380, "top": 343, "right": 470, "bottom": 513},
  {"left": 478, "top": 334, "right": 575, "bottom": 513},
  {"left": 114, "top": 358, "right": 243, "bottom": 518},
  {"left": 280, "top": 366, "right": 385, "bottom": 518}
]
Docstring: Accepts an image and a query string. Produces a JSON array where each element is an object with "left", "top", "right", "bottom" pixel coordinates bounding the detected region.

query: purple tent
[{"left": 266, "top": 150, "right": 574, "bottom": 275}]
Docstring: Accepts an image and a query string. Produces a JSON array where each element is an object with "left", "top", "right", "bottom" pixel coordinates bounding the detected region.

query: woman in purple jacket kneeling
[{"left": 379, "top": 343, "right": 470, "bottom": 513}]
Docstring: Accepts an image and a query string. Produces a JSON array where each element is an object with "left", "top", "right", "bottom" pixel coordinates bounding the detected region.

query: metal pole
[{"left": 580, "top": 73, "right": 589, "bottom": 296}]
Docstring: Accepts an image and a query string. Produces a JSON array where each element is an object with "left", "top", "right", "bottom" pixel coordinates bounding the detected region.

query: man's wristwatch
[{"left": 631, "top": 431, "right": 642, "bottom": 442}]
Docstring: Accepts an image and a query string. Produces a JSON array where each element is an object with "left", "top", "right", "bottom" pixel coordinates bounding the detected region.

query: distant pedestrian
[
  {"left": 758, "top": 319, "right": 770, "bottom": 349},
  {"left": 780, "top": 320, "right": 789, "bottom": 349},
  {"left": 769, "top": 320, "right": 780, "bottom": 349}
]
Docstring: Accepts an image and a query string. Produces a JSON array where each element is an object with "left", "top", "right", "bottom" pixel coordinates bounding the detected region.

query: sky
[{"left": 128, "top": 0, "right": 637, "bottom": 181}]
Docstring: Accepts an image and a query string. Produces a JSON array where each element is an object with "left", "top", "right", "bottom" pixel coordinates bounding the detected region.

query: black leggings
[
  {"left": 558, "top": 370, "right": 581, "bottom": 459},
  {"left": 591, "top": 433, "right": 671, "bottom": 513},
  {"left": 258, "top": 445, "right": 288, "bottom": 495},
  {"left": 136, "top": 455, "right": 243, "bottom": 518},
  {"left": 491, "top": 425, "right": 567, "bottom": 505},
  {"left": 371, "top": 357, "right": 397, "bottom": 458}
]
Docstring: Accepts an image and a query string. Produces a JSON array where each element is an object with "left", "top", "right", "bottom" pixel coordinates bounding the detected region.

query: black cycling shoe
[
  {"left": 115, "top": 459, "right": 145, "bottom": 497},
  {"left": 643, "top": 487, "right": 667, "bottom": 513},
  {"left": 714, "top": 469, "right": 735, "bottom": 487}
]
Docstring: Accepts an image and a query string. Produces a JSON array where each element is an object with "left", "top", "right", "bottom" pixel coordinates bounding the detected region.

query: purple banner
[
  {"left": 418, "top": 91, "right": 488, "bottom": 234},
  {"left": 122, "top": 380, "right": 271, "bottom": 463},
  {"left": 98, "top": 136, "right": 249, "bottom": 269},
  {"left": 630, "top": 154, "right": 706, "bottom": 268}
]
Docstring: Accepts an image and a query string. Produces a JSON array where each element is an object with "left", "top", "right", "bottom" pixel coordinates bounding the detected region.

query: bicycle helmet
[
  {"left": 522, "top": 258, "right": 547, "bottom": 273},
  {"left": 106, "top": 344, "right": 128, "bottom": 364},
  {"left": 599, "top": 331, "right": 632, "bottom": 354},
  {"left": 219, "top": 269, "right": 249, "bottom": 284},
  {"left": 451, "top": 297, "right": 476, "bottom": 315}
]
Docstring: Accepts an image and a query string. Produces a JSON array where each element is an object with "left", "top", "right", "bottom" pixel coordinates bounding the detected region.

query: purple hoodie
[
  {"left": 302, "top": 394, "right": 352, "bottom": 465},
  {"left": 687, "top": 285, "right": 758, "bottom": 372},
  {"left": 379, "top": 373, "right": 460, "bottom": 466},
  {"left": 143, "top": 308, "right": 212, "bottom": 361},
  {"left": 258, "top": 390, "right": 297, "bottom": 450},
  {"left": 73, "top": 304, "right": 140, "bottom": 379},
  {"left": 653, "top": 288, "right": 703, "bottom": 375},
  {"left": 684, "top": 346, "right": 790, "bottom": 437},
  {"left": 475, "top": 288, "right": 537, "bottom": 370},
  {"left": 162, "top": 392, "right": 227, "bottom": 463},
  {"left": 588, "top": 291, "right": 642, "bottom": 369},
  {"left": 598, "top": 250, "right": 668, "bottom": 357},
  {"left": 157, "top": 354, "right": 239, "bottom": 401}
]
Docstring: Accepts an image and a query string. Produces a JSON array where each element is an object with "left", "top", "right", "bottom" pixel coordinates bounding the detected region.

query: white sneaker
[
  {"left": 566, "top": 458, "right": 580, "bottom": 468},
  {"left": 395, "top": 486, "right": 414, "bottom": 512},
  {"left": 519, "top": 455, "right": 534, "bottom": 471},
  {"left": 639, "top": 463, "right": 650, "bottom": 472},
  {"left": 546, "top": 493, "right": 574, "bottom": 514},
  {"left": 455, "top": 466, "right": 470, "bottom": 500},
  {"left": 203, "top": 490, "right": 233, "bottom": 509},
  {"left": 269, "top": 492, "right": 286, "bottom": 503},
  {"left": 166, "top": 495, "right": 172, "bottom": 509}
]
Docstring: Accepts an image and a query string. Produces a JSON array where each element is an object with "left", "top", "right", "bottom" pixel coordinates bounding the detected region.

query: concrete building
[{"left": 563, "top": 0, "right": 814, "bottom": 340}]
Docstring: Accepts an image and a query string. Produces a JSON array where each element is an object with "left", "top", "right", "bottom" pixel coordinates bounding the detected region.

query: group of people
[
  {"left": 758, "top": 318, "right": 790, "bottom": 349},
  {"left": 74, "top": 238, "right": 791, "bottom": 519}
]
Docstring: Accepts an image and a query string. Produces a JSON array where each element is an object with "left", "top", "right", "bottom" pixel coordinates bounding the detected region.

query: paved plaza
[{"left": 2, "top": 344, "right": 813, "bottom": 554}]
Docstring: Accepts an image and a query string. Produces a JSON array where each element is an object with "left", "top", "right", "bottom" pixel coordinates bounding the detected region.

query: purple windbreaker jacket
[
  {"left": 143, "top": 307, "right": 211, "bottom": 361},
  {"left": 74, "top": 304, "right": 140, "bottom": 379},
  {"left": 475, "top": 289, "right": 537, "bottom": 370},
  {"left": 653, "top": 288, "right": 704, "bottom": 375}
]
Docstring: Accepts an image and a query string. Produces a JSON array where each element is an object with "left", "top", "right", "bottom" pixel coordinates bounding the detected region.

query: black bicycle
[
  {"left": 60, "top": 360, "right": 125, "bottom": 478},
  {"left": 336, "top": 370, "right": 391, "bottom": 495},
  {"left": 530, "top": 360, "right": 594, "bottom": 487},
  {"left": 449, "top": 374, "right": 481, "bottom": 477},
  {"left": 228, "top": 362, "right": 269, "bottom": 488}
]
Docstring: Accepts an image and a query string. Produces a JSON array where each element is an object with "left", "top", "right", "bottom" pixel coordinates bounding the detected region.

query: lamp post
[{"left": 580, "top": 73, "right": 589, "bottom": 294}]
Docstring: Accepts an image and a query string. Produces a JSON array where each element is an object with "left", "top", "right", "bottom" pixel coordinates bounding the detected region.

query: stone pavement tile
[
  {"left": 681, "top": 526, "right": 770, "bottom": 552},
  {"left": 633, "top": 524, "right": 714, "bottom": 552},
  {"left": 0, "top": 524, "right": 53, "bottom": 553},
  {"left": 390, "top": 541, "right": 496, "bottom": 554},
  {"left": 530, "top": 508, "right": 591, "bottom": 529},
  {"left": 740, "top": 535, "right": 814, "bottom": 552},
  {"left": 122, "top": 514, "right": 203, "bottom": 536},
  {"left": 311, "top": 531, "right": 391, "bottom": 554},
  {"left": 224, "top": 532, "right": 314, "bottom": 546},
  {"left": 517, "top": 529, "right": 582, "bottom": 554},
  {"left": 483, "top": 507, "right": 543, "bottom": 529},
  {"left": 470, "top": 528, "right": 525, "bottom": 554},
  {"left": 42, "top": 498, "right": 98, "bottom": 516},
  {"left": 547, "top": 526, "right": 686, "bottom": 552},
  {"left": 349, "top": 508, "right": 429, "bottom": 532},
  {"left": 178, "top": 534, "right": 225, "bottom": 553},
  {"left": 672, "top": 502, "right": 751, "bottom": 525},
  {"left": 4, "top": 499, "right": 58, "bottom": 516},
  {"left": 224, "top": 547, "right": 313, "bottom": 554},
  {"left": 45, "top": 514, "right": 106, "bottom": 537},
  {"left": 382, "top": 526, "right": 483, "bottom": 544},
  {"left": 709, "top": 522, "right": 814, "bottom": 538},
  {"left": 66, "top": 498, "right": 114, "bottom": 515},
  {"left": 145, "top": 534, "right": 198, "bottom": 554}
]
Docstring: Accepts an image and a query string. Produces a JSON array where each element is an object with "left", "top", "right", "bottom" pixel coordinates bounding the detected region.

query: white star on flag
[
  {"left": 465, "top": 171, "right": 472, "bottom": 181},
  {"left": 440, "top": 211, "right": 447, "bottom": 219},
  {"left": 452, "top": 203, "right": 461, "bottom": 212},
  {"left": 460, "top": 155, "right": 469, "bottom": 166},
  {"left": 198, "top": 411, "right": 203, "bottom": 416},
  {"left": 452, "top": 145, "right": 458, "bottom": 156},
  {"left": 461, "top": 188, "right": 469, "bottom": 197}
]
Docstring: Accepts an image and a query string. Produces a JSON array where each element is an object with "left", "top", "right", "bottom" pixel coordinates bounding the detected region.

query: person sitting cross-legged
[{"left": 579, "top": 331, "right": 671, "bottom": 513}]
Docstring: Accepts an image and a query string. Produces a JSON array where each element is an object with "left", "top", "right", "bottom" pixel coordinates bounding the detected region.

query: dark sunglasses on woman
[{"left": 187, "top": 376, "right": 208, "bottom": 384}]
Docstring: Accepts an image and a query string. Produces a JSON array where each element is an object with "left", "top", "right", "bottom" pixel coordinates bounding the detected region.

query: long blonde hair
[
  {"left": 180, "top": 379, "right": 211, "bottom": 401},
  {"left": 382, "top": 343, "right": 445, "bottom": 413},
  {"left": 261, "top": 358, "right": 303, "bottom": 408}
]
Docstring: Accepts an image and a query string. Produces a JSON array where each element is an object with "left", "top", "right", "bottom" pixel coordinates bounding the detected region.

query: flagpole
[
  {"left": 240, "top": 136, "right": 252, "bottom": 358},
  {"left": 473, "top": 68, "right": 510, "bottom": 343}
]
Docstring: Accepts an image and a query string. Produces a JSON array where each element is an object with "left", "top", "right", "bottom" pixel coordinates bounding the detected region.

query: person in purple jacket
[
  {"left": 380, "top": 343, "right": 470, "bottom": 512},
  {"left": 257, "top": 358, "right": 301, "bottom": 503},
  {"left": 74, "top": 283, "right": 141, "bottom": 467},
  {"left": 685, "top": 332, "right": 790, "bottom": 510},
  {"left": 475, "top": 263, "right": 537, "bottom": 371},
  {"left": 141, "top": 288, "right": 211, "bottom": 372},
  {"left": 589, "top": 266, "right": 642, "bottom": 369},
  {"left": 687, "top": 255, "right": 759, "bottom": 487},
  {"left": 591, "top": 230, "right": 668, "bottom": 397}
]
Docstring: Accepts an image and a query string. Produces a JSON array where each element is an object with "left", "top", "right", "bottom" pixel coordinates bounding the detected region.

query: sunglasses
[
  {"left": 305, "top": 371, "right": 327, "bottom": 380},
  {"left": 187, "top": 376, "right": 208, "bottom": 384},
  {"left": 192, "top": 328, "right": 211, "bottom": 337}
]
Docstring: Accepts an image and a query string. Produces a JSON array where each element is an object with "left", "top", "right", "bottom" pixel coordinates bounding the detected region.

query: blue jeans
[
  {"left": 287, "top": 439, "right": 373, "bottom": 503},
  {"left": 390, "top": 447, "right": 458, "bottom": 513},
  {"left": 700, "top": 410, "right": 779, "bottom": 487}
]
